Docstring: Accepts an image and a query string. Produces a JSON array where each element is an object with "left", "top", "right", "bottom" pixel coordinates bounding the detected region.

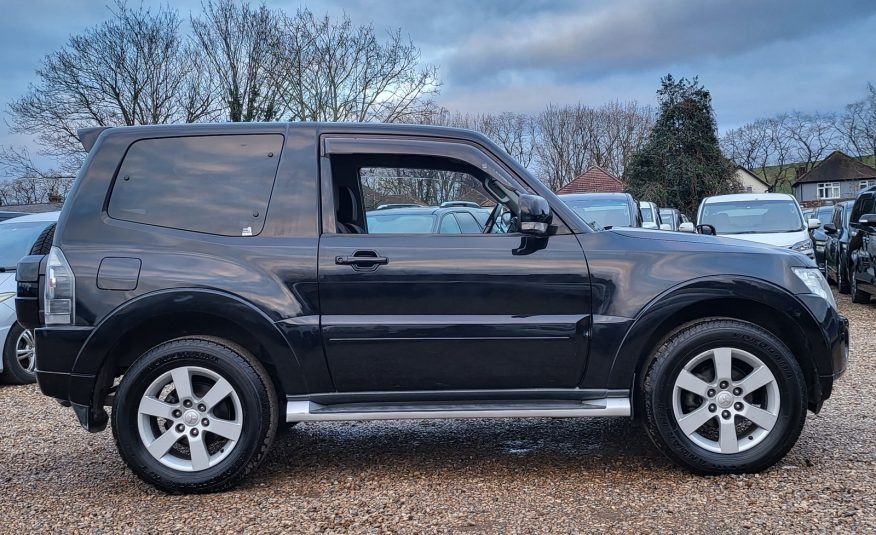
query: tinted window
[
  {"left": 814, "top": 206, "right": 833, "bottom": 226},
  {"left": 109, "top": 134, "right": 284, "bottom": 236},
  {"left": 438, "top": 214, "right": 462, "bottom": 234},
  {"left": 454, "top": 212, "right": 483, "bottom": 233},
  {"left": 640, "top": 206, "right": 654, "bottom": 222},
  {"left": 857, "top": 195, "right": 875, "bottom": 221}
]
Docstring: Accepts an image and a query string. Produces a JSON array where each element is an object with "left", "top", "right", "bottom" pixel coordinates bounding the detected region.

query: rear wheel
[
  {"left": 112, "top": 337, "right": 278, "bottom": 493},
  {"left": 1, "top": 322, "right": 37, "bottom": 384},
  {"left": 642, "top": 319, "right": 806, "bottom": 474}
]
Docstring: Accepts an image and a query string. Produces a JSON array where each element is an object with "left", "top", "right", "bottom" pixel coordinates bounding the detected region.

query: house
[
  {"left": 734, "top": 166, "right": 770, "bottom": 194},
  {"left": 792, "top": 151, "right": 876, "bottom": 208},
  {"left": 555, "top": 166, "right": 623, "bottom": 194}
]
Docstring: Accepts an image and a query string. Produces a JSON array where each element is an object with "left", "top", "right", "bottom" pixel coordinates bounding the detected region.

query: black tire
[
  {"left": 642, "top": 319, "right": 807, "bottom": 474},
  {"left": 29, "top": 223, "right": 55, "bottom": 255},
  {"left": 838, "top": 258, "right": 851, "bottom": 294},
  {"left": 112, "top": 337, "right": 279, "bottom": 493},
  {"left": 1, "top": 322, "right": 36, "bottom": 384},
  {"left": 851, "top": 263, "right": 871, "bottom": 304}
]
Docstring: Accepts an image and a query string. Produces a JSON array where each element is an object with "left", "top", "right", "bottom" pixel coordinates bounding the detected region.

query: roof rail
[{"left": 77, "top": 126, "right": 112, "bottom": 152}]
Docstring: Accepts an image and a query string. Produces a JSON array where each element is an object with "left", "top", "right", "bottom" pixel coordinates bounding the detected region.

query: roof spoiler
[{"left": 77, "top": 126, "right": 112, "bottom": 152}]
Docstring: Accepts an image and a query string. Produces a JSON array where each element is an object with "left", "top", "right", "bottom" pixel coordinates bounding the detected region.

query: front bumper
[{"left": 797, "top": 293, "right": 849, "bottom": 410}]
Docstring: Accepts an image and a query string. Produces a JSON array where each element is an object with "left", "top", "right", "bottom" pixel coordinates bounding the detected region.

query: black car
[
  {"left": 823, "top": 201, "right": 856, "bottom": 293},
  {"left": 558, "top": 192, "right": 642, "bottom": 230},
  {"left": 17, "top": 122, "right": 848, "bottom": 493},
  {"left": 808, "top": 205, "right": 835, "bottom": 271},
  {"left": 849, "top": 186, "right": 876, "bottom": 303}
]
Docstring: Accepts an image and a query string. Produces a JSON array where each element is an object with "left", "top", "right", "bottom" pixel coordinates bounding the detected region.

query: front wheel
[
  {"left": 112, "top": 337, "right": 279, "bottom": 493},
  {"left": 1, "top": 322, "right": 37, "bottom": 384},
  {"left": 851, "top": 265, "right": 871, "bottom": 304},
  {"left": 642, "top": 319, "right": 806, "bottom": 474}
]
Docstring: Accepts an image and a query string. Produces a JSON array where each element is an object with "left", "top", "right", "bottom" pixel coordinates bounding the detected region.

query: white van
[{"left": 687, "top": 193, "right": 819, "bottom": 258}]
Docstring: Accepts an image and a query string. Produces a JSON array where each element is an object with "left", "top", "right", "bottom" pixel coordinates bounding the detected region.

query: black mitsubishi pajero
[{"left": 17, "top": 122, "right": 848, "bottom": 493}]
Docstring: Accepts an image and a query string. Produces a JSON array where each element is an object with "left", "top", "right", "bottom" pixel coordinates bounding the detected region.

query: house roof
[
  {"left": 555, "top": 166, "right": 623, "bottom": 194},
  {"left": 734, "top": 165, "right": 770, "bottom": 188},
  {"left": 792, "top": 151, "right": 876, "bottom": 186}
]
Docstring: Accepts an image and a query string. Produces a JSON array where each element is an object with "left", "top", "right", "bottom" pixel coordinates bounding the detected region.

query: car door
[
  {"left": 852, "top": 193, "right": 876, "bottom": 287},
  {"left": 317, "top": 135, "right": 592, "bottom": 393}
]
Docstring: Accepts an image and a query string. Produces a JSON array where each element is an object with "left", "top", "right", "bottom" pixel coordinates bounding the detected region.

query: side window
[
  {"left": 328, "top": 153, "right": 518, "bottom": 236},
  {"left": 832, "top": 206, "right": 842, "bottom": 227},
  {"left": 438, "top": 214, "right": 462, "bottom": 234},
  {"left": 855, "top": 194, "right": 876, "bottom": 222},
  {"left": 454, "top": 212, "right": 483, "bottom": 233},
  {"left": 109, "top": 134, "right": 283, "bottom": 236}
]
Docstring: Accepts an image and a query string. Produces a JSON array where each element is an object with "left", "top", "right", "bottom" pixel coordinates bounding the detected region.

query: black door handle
[{"left": 335, "top": 251, "right": 388, "bottom": 270}]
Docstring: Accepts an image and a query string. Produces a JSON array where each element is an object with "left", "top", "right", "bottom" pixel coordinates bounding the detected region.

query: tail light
[{"left": 44, "top": 246, "right": 75, "bottom": 325}]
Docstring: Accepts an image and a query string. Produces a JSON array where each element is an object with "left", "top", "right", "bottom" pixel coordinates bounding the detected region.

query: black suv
[
  {"left": 849, "top": 186, "right": 876, "bottom": 303},
  {"left": 17, "top": 123, "right": 848, "bottom": 493},
  {"left": 823, "top": 200, "right": 856, "bottom": 293}
]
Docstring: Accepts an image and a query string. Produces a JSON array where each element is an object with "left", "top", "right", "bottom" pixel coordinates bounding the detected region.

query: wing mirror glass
[
  {"left": 678, "top": 222, "right": 696, "bottom": 233},
  {"left": 808, "top": 218, "right": 821, "bottom": 230},
  {"left": 697, "top": 224, "right": 716, "bottom": 236},
  {"left": 518, "top": 194, "right": 552, "bottom": 236}
]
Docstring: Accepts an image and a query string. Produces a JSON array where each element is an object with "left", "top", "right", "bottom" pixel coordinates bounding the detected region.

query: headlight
[
  {"left": 792, "top": 267, "right": 837, "bottom": 309},
  {"left": 0, "top": 292, "right": 14, "bottom": 303},
  {"left": 791, "top": 239, "right": 813, "bottom": 252}
]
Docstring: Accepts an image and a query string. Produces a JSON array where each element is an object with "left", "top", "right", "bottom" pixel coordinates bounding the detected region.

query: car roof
[
  {"left": 0, "top": 211, "right": 61, "bottom": 224},
  {"left": 702, "top": 193, "right": 796, "bottom": 204},
  {"left": 558, "top": 193, "right": 630, "bottom": 200}
]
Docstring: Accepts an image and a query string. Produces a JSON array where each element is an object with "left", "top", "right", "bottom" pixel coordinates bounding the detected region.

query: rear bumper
[{"left": 33, "top": 326, "right": 108, "bottom": 432}]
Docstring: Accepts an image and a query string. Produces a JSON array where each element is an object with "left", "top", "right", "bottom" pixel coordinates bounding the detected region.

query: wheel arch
[
  {"left": 607, "top": 277, "right": 828, "bottom": 415},
  {"left": 72, "top": 288, "right": 308, "bottom": 412}
]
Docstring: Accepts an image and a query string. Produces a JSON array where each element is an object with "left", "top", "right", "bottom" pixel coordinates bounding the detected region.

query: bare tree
[
  {"left": 6, "top": 1, "right": 217, "bottom": 173},
  {"left": 784, "top": 111, "right": 838, "bottom": 171},
  {"left": 191, "top": 0, "right": 284, "bottom": 122},
  {"left": 272, "top": 8, "right": 439, "bottom": 122},
  {"left": 839, "top": 83, "right": 876, "bottom": 160},
  {"left": 0, "top": 146, "right": 73, "bottom": 205}
]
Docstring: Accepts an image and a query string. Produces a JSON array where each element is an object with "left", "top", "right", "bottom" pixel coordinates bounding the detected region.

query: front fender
[{"left": 604, "top": 276, "right": 832, "bottom": 394}]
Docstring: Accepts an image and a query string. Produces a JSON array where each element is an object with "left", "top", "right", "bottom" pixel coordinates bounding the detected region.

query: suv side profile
[
  {"left": 18, "top": 123, "right": 848, "bottom": 493},
  {"left": 849, "top": 186, "right": 876, "bottom": 303},
  {"left": 823, "top": 200, "right": 856, "bottom": 294}
]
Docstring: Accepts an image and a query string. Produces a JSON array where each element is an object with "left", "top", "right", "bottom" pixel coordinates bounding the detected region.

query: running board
[{"left": 285, "top": 398, "right": 630, "bottom": 422}]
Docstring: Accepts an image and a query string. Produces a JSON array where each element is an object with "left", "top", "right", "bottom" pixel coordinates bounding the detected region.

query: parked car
[
  {"left": 848, "top": 186, "right": 876, "bottom": 303},
  {"left": 639, "top": 201, "right": 670, "bottom": 230},
  {"left": 823, "top": 201, "right": 856, "bottom": 293},
  {"left": 0, "top": 211, "right": 59, "bottom": 384},
  {"left": 808, "top": 205, "right": 836, "bottom": 272},
  {"left": 659, "top": 208, "right": 683, "bottom": 231},
  {"left": 17, "top": 122, "right": 847, "bottom": 493},
  {"left": 374, "top": 203, "right": 422, "bottom": 210},
  {"left": 558, "top": 192, "right": 642, "bottom": 230},
  {"left": 366, "top": 206, "right": 486, "bottom": 233},
  {"left": 693, "top": 193, "right": 818, "bottom": 259}
]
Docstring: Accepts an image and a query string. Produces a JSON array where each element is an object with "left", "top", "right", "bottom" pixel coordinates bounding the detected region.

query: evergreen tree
[{"left": 625, "top": 75, "right": 739, "bottom": 216}]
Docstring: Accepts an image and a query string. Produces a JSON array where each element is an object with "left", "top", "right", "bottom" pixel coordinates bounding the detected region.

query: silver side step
[{"left": 285, "top": 398, "right": 630, "bottom": 422}]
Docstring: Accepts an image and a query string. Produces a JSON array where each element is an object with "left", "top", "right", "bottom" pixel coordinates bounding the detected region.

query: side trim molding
[{"left": 286, "top": 397, "right": 630, "bottom": 422}]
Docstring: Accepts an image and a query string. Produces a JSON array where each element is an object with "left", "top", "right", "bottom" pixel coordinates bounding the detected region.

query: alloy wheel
[
  {"left": 16, "top": 329, "right": 35, "bottom": 374},
  {"left": 671, "top": 347, "right": 780, "bottom": 454},
  {"left": 136, "top": 366, "right": 243, "bottom": 472}
]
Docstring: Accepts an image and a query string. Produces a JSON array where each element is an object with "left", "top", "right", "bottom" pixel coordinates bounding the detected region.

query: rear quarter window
[{"left": 108, "top": 134, "right": 284, "bottom": 236}]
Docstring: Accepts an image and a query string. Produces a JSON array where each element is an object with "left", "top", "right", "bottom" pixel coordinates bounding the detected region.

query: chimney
[{"left": 795, "top": 166, "right": 807, "bottom": 179}]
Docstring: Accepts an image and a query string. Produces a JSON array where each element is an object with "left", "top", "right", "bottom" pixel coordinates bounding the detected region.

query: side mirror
[
  {"left": 659, "top": 223, "right": 672, "bottom": 231},
  {"left": 697, "top": 224, "right": 716, "bottom": 236},
  {"left": 518, "top": 194, "right": 552, "bottom": 236},
  {"left": 823, "top": 222, "right": 838, "bottom": 234},
  {"left": 859, "top": 213, "right": 876, "bottom": 226},
  {"left": 679, "top": 222, "right": 696, "bottom": 233},
  {"left": 808, "top": 218, "right": 821, "bottom": 230},
  {"left": 642, "top": 222, "right": 658, "bottom": 230}
]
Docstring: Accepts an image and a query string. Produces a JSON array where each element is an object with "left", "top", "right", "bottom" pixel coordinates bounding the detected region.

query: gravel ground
[{"left": 1, "top": 292, "right": 874, "bottom": 534}]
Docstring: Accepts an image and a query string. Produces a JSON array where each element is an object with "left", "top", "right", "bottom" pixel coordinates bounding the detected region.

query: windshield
[
  {"left": 366, "top": 213, "right": 436, "bottom": 233},
  {"left": 814, "top": 206, "right": 833, "bottom": 226},
  {"left": 659, "top": 209, "right": 675, "bottom": 224},
  {"left": 564, "top": 198, "right": 633, "bottom": 230},
  {"left": 0, "top": 221, "right": 52, "bottom": 269},
  {"left": 640, "top": 206, "right": 654, "bottom": 222},
  {"left": 700, "top": 200, "right": 804, "bottom": 234}
]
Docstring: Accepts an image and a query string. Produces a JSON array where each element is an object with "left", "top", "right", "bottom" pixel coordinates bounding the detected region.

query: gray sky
[{"left": 1, "top": 0, "right": 875, "bottom": 163}]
